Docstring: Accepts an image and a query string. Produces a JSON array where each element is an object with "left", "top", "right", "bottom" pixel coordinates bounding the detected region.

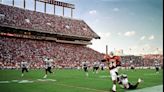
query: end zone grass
[{"left": 0, "top": 69, "right": 163, "bottom": 92}]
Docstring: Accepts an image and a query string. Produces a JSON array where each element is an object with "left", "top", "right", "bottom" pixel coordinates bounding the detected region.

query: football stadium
[{"left": 0, "top": 0, "right": 163, "bottom": 92}]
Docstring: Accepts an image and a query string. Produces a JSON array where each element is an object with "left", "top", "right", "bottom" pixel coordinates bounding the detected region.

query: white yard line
[{"left": 0, "top": 81, "right": 10, "bottom": 83}]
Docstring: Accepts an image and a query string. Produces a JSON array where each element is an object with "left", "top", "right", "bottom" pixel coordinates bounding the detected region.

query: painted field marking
[
  {"left": 11, "top": 80, "right": 19, "bottom": 82},
  {"left": 18, "top": 80, "right": 34, "bottom": 83},
  {"left": 37, "top": 79, "right": 57, "bottom": 82},
  {"left": 37, "top": 79, "right": 47, "bottom": 82},
  {"left": 0, "top": 81, "right": 10, "bottom": 83},
  {"left": 1, "top": 79, "right": 57, "bottom": 84}
]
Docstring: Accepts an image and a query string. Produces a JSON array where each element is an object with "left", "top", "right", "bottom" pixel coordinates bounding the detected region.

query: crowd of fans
[
  {"left": 121, "top": 55, "right": 163, "bottom": 68},
  {"left": 0, "top": 36, "right": 163, "bottom": 69},
  {"left": 0, "top": 36, "right": 103, "bottom": 69},
  {"left": 0, "top": 4, "right": 99, "bottom": 39},
  {"left": 142, "top": 54, "right": 163, "bottom": 67},
  {"left": 121, "top": 56, "right": 143, "bottom": 67}
]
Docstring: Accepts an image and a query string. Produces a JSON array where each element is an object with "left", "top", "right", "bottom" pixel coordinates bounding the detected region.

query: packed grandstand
[{"left": 0, "top": 3, "right": 163, "bottom": 69}]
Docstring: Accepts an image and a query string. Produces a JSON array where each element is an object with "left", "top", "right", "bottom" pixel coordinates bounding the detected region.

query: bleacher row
[
  {"left": 0, "top": 4, "right": 99, "bottom": 39},
  {"left": 121, "top": 55, "right": 163, "bottom": 67},
  {"left": 0, "top": 36, "right": 162, "bottom": 69},
  {"left": 0, "top": 36, "right": 103, "bottom": 69}
]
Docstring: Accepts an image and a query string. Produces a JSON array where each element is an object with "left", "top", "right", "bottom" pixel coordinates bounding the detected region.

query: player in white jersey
[
  {"left": 117, "top": 74, "right": 143, "bottom": 90},
  {"left": 129, "top": 59, "right": 135, "bottom": 71},
  {"left": 21, "top": 60, "right": 29, "bottom": 77},
  {"left": 154, "top": 60, "right": 160, "bottom": 73},
  {"left": 82, "top": 61, "right": 89, "bottom": 77},
  {"left": 100, "top": 62, "right": 105, "bottom": 71},
  {"left": 93, "top": 61, "right": 100, "bottom": 74},
  {"left": 43, "top": 57, "right": 53, "bottom": 78}
]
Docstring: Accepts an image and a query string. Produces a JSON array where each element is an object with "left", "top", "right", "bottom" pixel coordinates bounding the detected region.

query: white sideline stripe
[
  {"left": 37, "top": 79, "right": 56, "bottom": 82},
  {"left": 0, "top": 81, "right": 10, "bottom": 83},
  {"left": 18, "top": 80, "right": 34, "bottom": 83},
  {"left": 11, "top": 80, "right": 19, "bottom": 82},
  {"left": 37, "top": 79, "right": 47, "bottom": 81},
  {"left": 0, "top": 79, "right": 56, "bottom": 84},
  {"left": 54, "top": 83, "right": 109, "bottom": 92},
  {"left": 128, "top": 85, "right": 163, "bottom": 92}
]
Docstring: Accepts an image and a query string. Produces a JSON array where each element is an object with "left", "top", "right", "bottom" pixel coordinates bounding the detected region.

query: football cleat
[{"left": 138, "top": 78, "right": 143, "bottom": 83}]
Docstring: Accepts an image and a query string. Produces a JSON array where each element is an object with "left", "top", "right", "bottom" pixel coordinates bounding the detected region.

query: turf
[{"left": 0, "top": 69, "right": 163, "bottom": 92}]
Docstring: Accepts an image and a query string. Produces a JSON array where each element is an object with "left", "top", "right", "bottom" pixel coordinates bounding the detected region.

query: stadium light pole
[
  {"left": 23, "top": 0, "right": 26, "bottom": 9},
  {"left": 44, "top": 2, "right": 46, "bottom": 13},
  {"left": 34, "top": 0, "right": 36, "bottom": 11},
  {"left": 12, "top": 0, "right": 14, "bottom": 6},
  {"left": 63, "top": 6, "right": 64, "bottom": 16},
  {"left": 54, "top": 5, "right": 55, "bottom": 14},
  {"left": 106, "top": 45, "right": 108, "bottom": 55},
  {"left": 71, "top": 8, "right": 73, "bottom": 18}
]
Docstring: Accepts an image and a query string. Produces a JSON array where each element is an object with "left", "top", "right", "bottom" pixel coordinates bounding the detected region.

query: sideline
[{"left": 128, "top": 85, "right": 163, "bottom": 92}]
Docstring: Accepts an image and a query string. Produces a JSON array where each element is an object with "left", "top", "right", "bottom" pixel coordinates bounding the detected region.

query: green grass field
[{"left": 0, "top": 69, "right": 163, "bottom": 92}]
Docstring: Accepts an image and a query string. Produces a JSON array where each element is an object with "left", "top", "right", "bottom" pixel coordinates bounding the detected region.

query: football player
[
  {"left": 82, "top": 61, "right": 89, "bottom": 77},
  {"left": 21, "top": 60, "right": 29, "bottom": 77},
  {"left": 154, "top": 60, "right": 160, "bottom": 73},
  {"left": 43, "top": 57, "right": 53, "bottom": 78},
  {"left": 130, "top": 59, "right": 135, "bottom": 71},
  {"left": 102, "top": 52, "right": 121, "bottom": 92},
  {"left": 93, "top": 61, "right": 100, "bottom": 74},
  {"left": 117, "top": 74, "right": 143, "bottom": 90},
  {"left": 100, "top": 62, "right": 105, "bottom": 71}
]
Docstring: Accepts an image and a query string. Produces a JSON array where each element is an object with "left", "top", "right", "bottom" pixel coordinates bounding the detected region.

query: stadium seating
[
  {"left": 0, "top": 36, "right": 162, "bottom": 69},
  {"left": 0, "top": 36, "right": 103, "bottom": 69},
  {"left": 0, "top": 4, "right": 99, "bottom": 39},
  {"left": 121, "top": 55, "right": 163, "bottom": 67}
]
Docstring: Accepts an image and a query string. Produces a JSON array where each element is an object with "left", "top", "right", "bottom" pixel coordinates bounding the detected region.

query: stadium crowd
[
  {"left": 0, "top": 4, "right": 98, "bottom": 38},
  {"left": 121, "top": 55, "right": 163, "bottom": 68},
  {"left": 0, "top": 36, "right": 103, "bottom": 69},
  {"left": 121, "top": 56, "right": 143, "bottom": 67},
  {"left": 0, "top": 37, "right": 163, "bottom": 69},
  {"left": 142, "top": 54, "right": 163, "bottom": 67}
]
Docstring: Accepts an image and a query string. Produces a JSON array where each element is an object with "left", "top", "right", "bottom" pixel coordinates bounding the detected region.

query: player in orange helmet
[{"left": 102, "top": 52, "right": 121, "bottom": 92}]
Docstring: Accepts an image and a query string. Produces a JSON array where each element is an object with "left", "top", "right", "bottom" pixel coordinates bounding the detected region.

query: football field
[{"left": 0, "top": 69, "right": 163, "bottom": 92}]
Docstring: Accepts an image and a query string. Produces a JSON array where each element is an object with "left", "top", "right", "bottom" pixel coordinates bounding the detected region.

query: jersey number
[{"left": 108, "top": 61, "right": 116, "bottom": 68}]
